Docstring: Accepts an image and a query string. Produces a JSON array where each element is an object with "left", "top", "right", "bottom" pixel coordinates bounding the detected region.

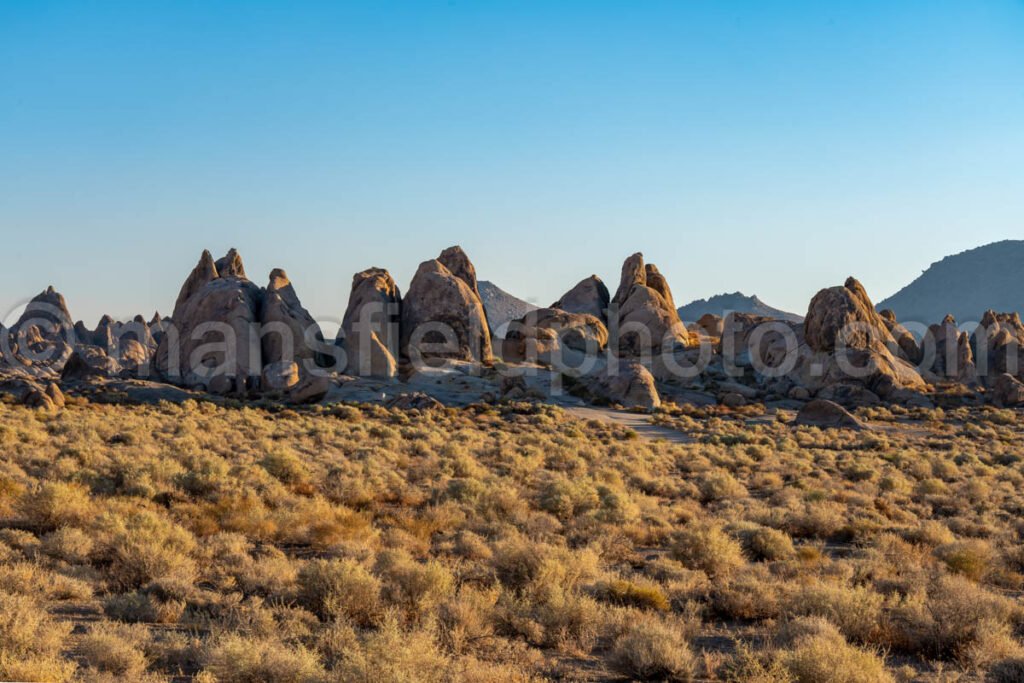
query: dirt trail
[{"left": 562, "top": 405, "right": 693, "bottom": 443}]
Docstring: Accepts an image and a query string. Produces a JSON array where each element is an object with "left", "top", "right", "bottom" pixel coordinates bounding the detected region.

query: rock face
[
  {"left": 610, "top": 253, "right": 693, "bottom": 356},
  {"left": 924, "top": 316, "right": 976, "bottom": 384},
  {"left": 61, "top": 346, "right": 121, "bottom": 381},
  {"left": 9, "top": 286, "right": 75, "bottom": 367},
  {"left": 795, "top": 278, "right": 926, "bottom": 403},
  {"left": 155, "top": 250, "right": 263, "bottom": 392},
  {"left": 261, "top": 269, "right": 326, "bottom": 370},
  {"left": 991, "top": 373, "right": 1024, "bottom": 407},
  {"left": 552, "top": 276, "right": 610, "bottom": 323},
  {"left": 721, "top": 312, "right": 799, "bottom": 372},
  {"left": 340, "top": 268, "right": 401, "bottom": 378},
  {"left": 878, "top": 309, "right": 923, "bottom": 365},
  {"left": 805, "top": 278, "right": 897, "bottom": 354},
  {"left": 437, "top": 246, "right": 482, "bottom": 302},
  {"left": 501, "top": 308, "right": 608, "bottom": 364},
  {"left": 478, "top": 281, "right": 537, "bottom": 337},
  {"left": 794, "top": 399, "right": 866, "bottom": 430},
  {"left": 581, "top": 360, "right": 660, "bottom": 410},
  {"left": 400, "top": 253, "right": 492, "bottom": 365},
  {"left": 971, "top": 311, "right": 1024, "bottom": 382}
]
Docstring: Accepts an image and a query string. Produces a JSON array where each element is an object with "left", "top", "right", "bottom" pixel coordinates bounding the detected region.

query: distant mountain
[
  {"left": 877, "top": 240, "right": 1024, "bottom": 325},
  {"left": 677, "top": 292, "right": 803, "bottom": 323},
  {"left": 479, "top": 280, "right": 537, "bottom": 337}
]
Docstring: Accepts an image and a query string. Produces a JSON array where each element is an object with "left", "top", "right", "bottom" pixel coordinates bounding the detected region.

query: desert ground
[{"left": 2, "top": 391, "right": 1023, "bottom": 682}]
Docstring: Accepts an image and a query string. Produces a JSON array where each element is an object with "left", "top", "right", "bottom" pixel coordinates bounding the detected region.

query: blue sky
[{"left": 2, "top": 1, "right": 1022, "bottom": 326}]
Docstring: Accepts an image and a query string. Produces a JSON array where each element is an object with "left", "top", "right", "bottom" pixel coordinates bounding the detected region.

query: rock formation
[
  {"left": 878, "top": 309, "right": 923, "bottom": 365},
  {"left": 971, "top": 311, "right": 1024, "bottom": 382},
  {"left": 261, "top": 269, "right": 327, "bottom": 370},
  {"left": 794, "top": 278, "right": 926, "bottom": 404},
  {"left": 609, "top": 253, "right": 693, "bottom": 356},
  {"left": 400, "top": 252, "right": 492, "bottom": 365},
  {"left": 794, "top": 399, "right": 866, "bottom": 430},
  {"left": 923, "top": 316, "right": 976, "bottom": 384},
  {"left": 580, "top": 360, "right": 660, "bottom": 410},
  {"left": 340, "top": 268, "right": 401, "bottom": 378},
  {"left": 155, "top": 249, "right": 263, "bottom": 392},
  {"left": 501, "top": 308, "right": 608, "bottom": 364},
  {"left": 552, "top": 275, "right": 610, "bottom": 323}
]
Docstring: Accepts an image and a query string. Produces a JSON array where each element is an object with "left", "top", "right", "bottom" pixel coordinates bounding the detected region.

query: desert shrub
[
  {"left": 935, "top": 539, "right": 994, "bottom": 581},
  {"left": 261, "top": 449, "right": 310, "bottom": 485},
  {"left": 332, "top": 614, "right": 451, "bottom": 683},
  {"left": 609, "top": 613, "right": 695, "bottom": 681},
  {"left": 298, "top": 558, "right": 381, "bottom": 626},
  {"left": 733, "top": 523, "right": 795, "bottom": 561},
  {"left": 671, "top": 523, "right": 746, "bottom": 577},
  {"left": 200, "top": 633, "right": 325, "bottom": 683},
  {"left": 98, "top": 509, "right": 198, "bottom": 590},
  {"left": 697, "top": 469, "right": 747, "bottom": 503},
  {"left": 39, "top": 526, "right": 94, "bottom": 563},
  {"left": 904, "top": 520, "right": 955, "bottom": 547},
  {"left": 886, "top": 574, "right": 1016, "bottom": 658},
  {"left": 376, "top": 550, "right": 455, "bottom": 621},
  {"left": 78, "top": 621, "right": 150, "bottom": 677},
  {"left": 0, "top": 591, "right": 76, "bottom": 682},
  {"left": 16, "top": 481, "right": 93, "bottom": 531},
  {"left": 783, "top": 580, "right": 884, "bottom": 644},
  {"left": 776, "top": 617, "right": 892, "bottom": 683},
  {"left": 596, "top": 578, "right": 670, "bottom": 612}
]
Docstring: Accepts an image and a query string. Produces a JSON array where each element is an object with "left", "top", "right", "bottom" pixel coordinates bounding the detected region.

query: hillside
[
  {"left": 877, "top": 240, "right": 1024, "bottom": 324},
  {"left": 677, "top": 292, "right": 803, "bottom": 322},
  {"left": 478, "top": 280, "right": 537, "bottom": 335}
]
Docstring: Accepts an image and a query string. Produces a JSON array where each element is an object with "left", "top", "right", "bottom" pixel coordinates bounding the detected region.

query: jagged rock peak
[
  {"left": 437, "top": 246, "right": 481, "bottom": 299},
  {"left": 612, "top": 252, "right": 645, "bottom": 305},
  {"left": 267, "top": 268, "right": 291, "bottom": 291},
  {"left": 215, "top": 248, "right": 247, "bottom": 279}
]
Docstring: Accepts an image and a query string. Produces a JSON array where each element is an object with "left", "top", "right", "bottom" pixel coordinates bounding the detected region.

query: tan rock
[
  {"left": 262, "top": 360, "right": 300, "bottom": 391},
  {"left": 582, "top": 360, "right": 660, "bottom": 410},
  {"left": 340, "top": 268, "right": 401, "bottom": 378},
  {"left": 400, "top": 259, "right": 492, "bottom": 364},
  {"left": 288, "top": 374, "right": 331, "bottom": 404},
  {"left": 261, "top": 268, "right": 326, "bottom": 370},
  {"left": 991, "top": 373, "right": 1024, "bottom": 407},
  {"left": 551, "top": 275, "right": 610, "bottom": 322},
  {"left": 794, "top": 399, "right": 866, "bottom": 430},
  {"left": 501, "top": 308, "right": 608, "bottom": 364}
]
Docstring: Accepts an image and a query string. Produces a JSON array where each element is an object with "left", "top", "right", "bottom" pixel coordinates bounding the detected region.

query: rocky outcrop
[
  {"left": 501, "top": 308, "right": 608, "bottom": 364},
  {"left": 438, "top": 246, "right": 482, "bottom": 301},
  {"left": 991, "top": 373, "right": 1024, "bottom": 407},
  {"left": 479, "top": 281, "right": 536, "bottom": 336},
  {"left": 794, "top": 399, "right": 866, "bottom": 430},
  {"left": 340, "top": 268, "right": 401, "bottom": 378},
  {"left": 155, "top": 250, "right": 263, "bottom": 392},
  {"left": 795, "top": 278, "right": 927, "bottom": 403},
  {"left": 9, "top": 287, "right": 75, "bottom": 367},
  {"left": 580, "top": 361, "right": 660, "bottom": 410},
  {"left": 923, "top": 316, "right": 976, "bottom": 384},
  {"left": 610, "top": 253, "right": 693, "bottom": 356},
  {"left": 552, "top": 276, "right": 610, "bottom": 323},
  {"left": 261, "top": 269, "right": 327, "bottom": 370},
  {"left": 400, "top": 257, "right": 492, "bottom": 365},
  {"left": 805, "top": 278, "right": 897, "bottom": 354},
  {"left": 0, "top": 378, "right": 64, "bottom": 413},
  {"left": 878, "top": 309, "right": 922, "bottom": 365},
  {"left": 61, "top": 346, "right": 121, "bottom": 381},
  {"left": 971, "top": 311, "right": 1024, "bottom": 382}
]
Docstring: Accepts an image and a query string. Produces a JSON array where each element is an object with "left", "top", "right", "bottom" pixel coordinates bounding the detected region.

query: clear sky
[{"left": 2, "top": 1, "right": 1022, "bottom": 327}]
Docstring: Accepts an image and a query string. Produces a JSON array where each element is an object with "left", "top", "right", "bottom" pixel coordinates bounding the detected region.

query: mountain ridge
[
  {"left": 677, "top": 292, "right": 803, "bottom": 323},
  {"left": 877, "top": 240, "right": 1024, "bottom": 324}
]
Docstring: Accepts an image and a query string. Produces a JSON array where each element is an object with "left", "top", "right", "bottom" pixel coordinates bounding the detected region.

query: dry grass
[{"left": 0, "top": 396, "right": 1023, "bottom": 680}]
